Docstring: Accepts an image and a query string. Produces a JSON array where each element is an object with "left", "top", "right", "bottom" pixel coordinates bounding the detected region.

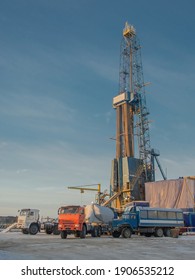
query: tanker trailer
[{"left": 84, "top": 203, "right": 115, "bottom": 237}]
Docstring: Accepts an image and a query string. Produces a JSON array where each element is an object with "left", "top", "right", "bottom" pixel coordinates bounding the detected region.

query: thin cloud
[
  {"left": 16, "top": 169, "right": 29, "bottom": 174},
  {"left": 0, "top": 92, "right": 76, "bottom": 121},
  {"left": 0, "top": 141, "right": 112, "bottom": 216},
  {"left": 85, "top": 57, "right": 118, "bottom": 82},
  {"left": 71, "top": 47, "right": 118, "bottom": 83},
  {"left": 159, "top": 156, "right": 195, "bottom": 180},
  {"left": 94, "top": 110, "right": 114, "bottom": 124}
]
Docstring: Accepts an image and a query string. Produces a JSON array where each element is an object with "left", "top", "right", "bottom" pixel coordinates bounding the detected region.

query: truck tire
[
  {"left": 121, "top": 227, "right": 132, "bottom": 238},
  {"left": 61, "top": 230, "right": 67, "bottom": 239},
  {"left": 145, "top": 233, "right": 152, "bottom": 237},
  {"left": 29, "top": 224, "right": 39, "bottom": 235},
  {"left": 80, "top": 225, "right": 86, "bottom": 239},
  {"left": 91, "top": 226, "right": 98, "bottom": 237},
  {"left": 74, "top": 231, "right": 80, "bottom": 237},
  {"left": 53, "top": 227, "right": 60, "bottom": 235},
  {"left": 22, "top": 229, "right": 29, "bottom": 234},
  {"left": 154, "top": 227, "right": 164, "bottom": 237},
  {"left": 45, "top": 228, "right": 53, "bottom": 234},
  {"left": 164, "top": 228, "right": 171, "bottom": 237},
  {"left": 97, "top": 226, "right": 101, "bottom": 237},
  {"left": 112, "top": 231, "right": 121, "bottom": 238}
]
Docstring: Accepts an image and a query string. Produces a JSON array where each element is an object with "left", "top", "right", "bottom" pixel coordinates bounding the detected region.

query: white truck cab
[{"left": 17, "top": 208, "right": 40, "bottom": 235}]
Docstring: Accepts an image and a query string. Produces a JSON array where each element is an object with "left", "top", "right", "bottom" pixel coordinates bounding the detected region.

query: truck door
[
  {"left": 128, "top": 213, "right": 138, "bottom": 229},
  {"left": 78, "top": 207, "right": 85, "bottom": 228},
  {"left": 28, "top": 211, "right": 37, "bottom": 223}
]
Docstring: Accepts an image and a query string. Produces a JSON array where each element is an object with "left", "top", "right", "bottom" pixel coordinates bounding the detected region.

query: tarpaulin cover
[{"left": 145, "top": 178, "right": 195, "bottom": 209}]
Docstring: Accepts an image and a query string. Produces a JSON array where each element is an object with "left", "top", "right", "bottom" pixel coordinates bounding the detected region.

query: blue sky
[{"left": 0, "top": 0, "right": 195, "bottom": 217}]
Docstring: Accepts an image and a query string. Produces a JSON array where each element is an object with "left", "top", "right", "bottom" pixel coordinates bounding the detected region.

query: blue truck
[
  {"left": 180, "top": 212, "right": 195, "bottom": 233},
  {"left": 111, "top": 204, "right": 184, "bottom": 238}
]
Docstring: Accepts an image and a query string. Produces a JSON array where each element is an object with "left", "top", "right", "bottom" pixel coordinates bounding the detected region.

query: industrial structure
[
  {"left": 107, "top": 22, "right": 165, "bottom": 210},
  {"left": 66, "top": 23, "right": 166, "bottom": 212},
  {"left": 67, "top": 184, "right": 110, "bottom": 205}
]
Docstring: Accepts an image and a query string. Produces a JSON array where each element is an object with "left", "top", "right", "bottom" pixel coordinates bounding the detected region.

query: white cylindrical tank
[{"left": 84, "top": 203, "right": 114, "bottom": 224}]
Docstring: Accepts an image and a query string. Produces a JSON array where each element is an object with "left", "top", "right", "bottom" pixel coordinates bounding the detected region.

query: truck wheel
[
  {"left": 61, "top": 230, "right": 67, "bottom": 239},
  {"left": 45, "top": 228, "right": 53, "bottom": 234},
  {"left": 29, "top": 224, "right": 39, "bottom": 235},
  {"left": 121, "top": 227, "right": 132, "bottom": 238},
  {"left": 80, "top": 225, "right": 86, "bottom": 239},
  {"left": 97, "top": 226, "right": 101, "bottom": 237},
  {"left": 53, "top": 227, "right": 60, "bottom": 235},
  {"left": 74, "top": 231, "right": 80, "bottom": 238},
  {"left": 22, "top": 229, "right": 29, "bottom": 234},
  {"left": 164, "top": 228, "right": 171, "bottom": 237},
  {"left": 154, "top": 228, "right": 163, "bottom": 237},
  {"left": 112, "top": 231, "right": 121, "bottom": 238},
  {"left": 145, "top": 233, "right": 152, "bottom": 237},
  {"left": 91, "top": 226, "right": 98, "bottom": 237}
]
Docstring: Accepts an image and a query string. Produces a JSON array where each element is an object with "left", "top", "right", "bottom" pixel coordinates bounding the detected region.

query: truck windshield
[
  {"left": 59, "top": 206, "right": 80, "bottom": 214},
  {"left": 123, "top": 206, "right": 134, "bottom": 214},
  {"left": 19, "top": 210, "right": 30, "bottom": 216}
]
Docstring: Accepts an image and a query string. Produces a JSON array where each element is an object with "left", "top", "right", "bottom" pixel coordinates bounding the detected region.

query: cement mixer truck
[{"left": 58, "top": 204, "right": 114, "bottom": 239}]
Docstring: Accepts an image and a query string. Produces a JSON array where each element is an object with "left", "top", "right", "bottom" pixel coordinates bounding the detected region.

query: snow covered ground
[{"left": 0, "top": 232, "right": 195, "bottom": 260}]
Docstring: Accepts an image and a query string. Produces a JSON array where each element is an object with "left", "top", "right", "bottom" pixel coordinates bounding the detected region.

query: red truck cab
[{"left": 58, "top": 205, "right": 86, "bottom": 239}]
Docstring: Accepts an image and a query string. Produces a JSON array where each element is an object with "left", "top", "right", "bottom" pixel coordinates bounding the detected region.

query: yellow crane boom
[{"left": 67, "top": 184, "right": 101, "bottom": 204}]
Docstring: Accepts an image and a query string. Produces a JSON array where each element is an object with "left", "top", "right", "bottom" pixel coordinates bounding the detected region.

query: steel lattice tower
[
  {"left": 120, "top": 23, "right": 152, "bottom": 181},
  {"left": 110, "top": 23, "right": 153, "bottom": 209}
]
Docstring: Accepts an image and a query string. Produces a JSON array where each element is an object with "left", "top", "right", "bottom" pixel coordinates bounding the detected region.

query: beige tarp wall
[{"left": 145, "top": 177, "right": 195, "bottom": 209}]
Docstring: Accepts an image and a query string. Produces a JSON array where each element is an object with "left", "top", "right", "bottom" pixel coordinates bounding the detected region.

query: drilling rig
[{"left": 106, "top": 22, "right": 165, "bottom": 211}]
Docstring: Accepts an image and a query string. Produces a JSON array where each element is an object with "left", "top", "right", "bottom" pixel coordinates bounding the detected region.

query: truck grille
[{"left": 63, "top": 220, "right": 74, "bottom": 224}]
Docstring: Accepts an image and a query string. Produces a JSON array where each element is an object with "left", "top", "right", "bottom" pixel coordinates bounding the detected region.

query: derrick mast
[{"left": 110, "top": 22, "right": 153, "bottom": 210}]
